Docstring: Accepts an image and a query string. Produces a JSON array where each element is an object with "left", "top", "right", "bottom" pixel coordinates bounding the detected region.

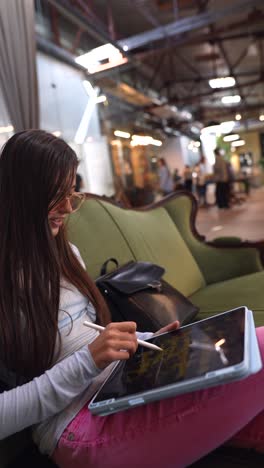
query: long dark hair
[{"left": 0, "top": 130, "right": 110, "bottom": 381}]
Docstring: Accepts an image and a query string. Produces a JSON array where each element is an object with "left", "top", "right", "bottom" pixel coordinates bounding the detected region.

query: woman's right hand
[{"left": 88, "top": 322, "right": 138, "bottom": 369}]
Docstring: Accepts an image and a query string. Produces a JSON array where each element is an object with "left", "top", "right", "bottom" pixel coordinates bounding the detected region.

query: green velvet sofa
[
  {"left": 68, "top": 192, "right": 264, "bottom": 326},
  {"left": 1, "top": 191, "right": 264, "bottom": 468}
]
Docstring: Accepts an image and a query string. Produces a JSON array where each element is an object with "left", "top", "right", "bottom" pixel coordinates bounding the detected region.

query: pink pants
[{"left": 53, "top": 327, "right": 264, "bottom": 468}]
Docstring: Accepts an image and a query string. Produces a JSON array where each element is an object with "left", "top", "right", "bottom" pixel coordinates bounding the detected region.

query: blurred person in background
[
  {"left": 183, "top": 165, "right": 193, "bottom": 192},
  {"left": 213, "top": 148, "right": 229, "bottom": 209},
  {"left": 123, "top": 155, "right": 134, "bottom": 189},
  {"left": 173, "top": 168, "right": 184, "bottom": 190},
  {"left": 157, "top": 158, "right": 174, "bottom": 196},
  {"left": 196, "top": 156, "right": 207, "bottom": 207},
  {"left": 75, "top": 173, "right": 84, "bottom": 192}
]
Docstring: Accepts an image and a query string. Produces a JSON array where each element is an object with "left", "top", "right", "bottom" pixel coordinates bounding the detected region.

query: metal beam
[
  {"left": 134, "top": 29, "right": 264, "bottom": 62},
  {"left": 232, "top": 39, "right": 256, "bottom": 70},
  {"left": 167, "top": 78, "right": 263, "bottom": 104},
  {"left": 37, "top": 34, "right": 86, "bottom": 70},
  {"left": 107, "top": 2, "right": 116, "bottom": 40},
  {"left": 118, "top": 0, "right": 264, "bottom": 51},
  {"left": 202, "top": 102, "right": 264, "bottom": 113},
  {"left": 74, "top": 0, "right": 108, "bottom": 36},
  {"left": 217, "top": 40, "right": 247, "bottom": 104},
  {"left": 258, "top": 39, "right": 264, "bottom": 74},
  {"left": 173, "top": 49, "right": 201, "bottom": 78},
  {"left": 46, "top": 0, "right": 119, "bottom": 49},
  {"left": 172, "top": 0, "right": 179, "bottom": 18},
  {"left": 196, "top": 0, "right": 210, "bottom": 13},
  {"left": 49, "top": 4, "right": 61, "bottom": 46},
  {"left": 145, "top": 50, "right": 168, "bottom": 90},
  {"left": 129, "top": 0, "right": 201, "bottom": 90},
  {"left": 159, "top": 69, "right": 261, "bottom": 87},
  {"left": 131, "top": 0, "right": 160, "bottom": 28},
  {"left": 70, "top": 27, "right": 83, "bottom": 54}
]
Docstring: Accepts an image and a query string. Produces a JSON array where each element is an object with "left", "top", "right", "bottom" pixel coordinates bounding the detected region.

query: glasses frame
[{"left": 68, "top": 192, "right": 86, "bottom": 213}]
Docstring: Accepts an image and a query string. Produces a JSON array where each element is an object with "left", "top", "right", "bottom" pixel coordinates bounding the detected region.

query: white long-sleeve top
[
  {"left": 0, "top": 245, "right": 152, "bottom": 456},
  {"left": 0, "top": 346, "right": 100, "bottom": 439}
]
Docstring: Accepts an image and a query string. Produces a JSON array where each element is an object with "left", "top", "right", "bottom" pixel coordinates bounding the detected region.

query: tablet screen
[{"left": 92, "top": 307, "right": 245, "bottom": 402}]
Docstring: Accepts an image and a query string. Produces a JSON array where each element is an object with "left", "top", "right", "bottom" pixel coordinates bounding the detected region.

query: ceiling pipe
[
  {"left": 118, "top": 0, "right": 264, "bottom": 51},
  {"left": 36, "top": 34, "right": 86, "bottom": 71},
  {"left": 160, "top": 70, "right": 261, "bottom": 86},
  {"left": 133, "top": 29, "right": 264, "bottom": 62},
  {"left": 168, "top": 78, "right": 263, "bottom": 104}
]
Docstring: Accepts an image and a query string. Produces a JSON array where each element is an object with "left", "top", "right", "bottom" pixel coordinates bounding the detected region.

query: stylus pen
[{"left": 83, "top": 321, "right": 163, "bottom": 351}]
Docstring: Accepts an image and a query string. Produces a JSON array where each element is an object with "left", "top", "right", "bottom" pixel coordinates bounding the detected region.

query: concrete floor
[{"left": 196, "top": 186, "right": 264, "bottom": 242}]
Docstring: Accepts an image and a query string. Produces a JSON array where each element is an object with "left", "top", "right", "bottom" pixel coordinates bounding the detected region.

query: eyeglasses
[
  {"left": 67, "top": 192, "right": 86, "bottom": 213},
  {"left": 50, "top": 192, "right": 86, "bottom": 214}
]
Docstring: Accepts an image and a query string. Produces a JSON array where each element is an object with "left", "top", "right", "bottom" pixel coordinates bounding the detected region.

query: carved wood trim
[{"left": 84, "top": 190, "right": 205, "bottom": 241}]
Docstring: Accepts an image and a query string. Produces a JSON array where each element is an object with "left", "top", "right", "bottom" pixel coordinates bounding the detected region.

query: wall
[
  {"left": 234, "top": 130, "right": 263, "bottom": 186},
  {"left": 37, "top": 52, "right": 101, "bottom": 141},
  {"left": 37, "top": 52, "right": 114, "bottom": 194},
  {"left": 238, "top": 130, "right": 261, "bottom": 165},
  {"left": 0, "top": 85, "right": 15, "bottom": 147},
  {"left": 0, "top": 52, "right": 114, "bottom": 193},
  {"left": 160, "top": 136, "right": 201, "bottom": 176},
  {"left": 160, "top": 137, "right": 185, "bottom": 174}
]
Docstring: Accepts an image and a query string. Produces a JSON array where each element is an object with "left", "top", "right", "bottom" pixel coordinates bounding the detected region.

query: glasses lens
[{"left": 70, "top": 194, "right": 84, "bottom": 212}]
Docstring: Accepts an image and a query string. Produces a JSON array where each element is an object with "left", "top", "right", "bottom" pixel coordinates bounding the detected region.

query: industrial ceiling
[{"left": 35, "top": 0, "right": 264, "bottom": 138}]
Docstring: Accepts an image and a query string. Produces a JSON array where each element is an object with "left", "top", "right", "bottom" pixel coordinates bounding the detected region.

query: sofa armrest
[
  {"left": 163, "top": 192, "right": 263, "bottom": 285},
  {"left": 208, "top": 238, "right": 264, "bottom": 267},
  {"left": 194, "top": 243, "right": 262, "bottom": 285}
]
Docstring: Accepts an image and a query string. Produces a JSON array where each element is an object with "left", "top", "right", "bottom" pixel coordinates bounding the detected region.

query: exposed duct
[
  {"left": 118, "top": 0, "right": 264, "bottom": 51},
  {"left": 36, "top": 34, "right": 85, "bottom": 70}
]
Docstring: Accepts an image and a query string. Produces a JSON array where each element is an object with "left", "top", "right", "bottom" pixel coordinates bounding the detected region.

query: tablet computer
[{"left": 89, "top": 306, "right": 262, "bottom": 416}]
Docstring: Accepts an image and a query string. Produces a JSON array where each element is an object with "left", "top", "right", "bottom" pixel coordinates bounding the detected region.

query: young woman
[{"left": 0, "top": 130, "right": 264, "bottom": 468}]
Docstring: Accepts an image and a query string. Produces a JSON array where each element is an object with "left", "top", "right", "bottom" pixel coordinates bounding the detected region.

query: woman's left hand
[{"left": 153, "top": 320, "right": 180, "bottom": 336}]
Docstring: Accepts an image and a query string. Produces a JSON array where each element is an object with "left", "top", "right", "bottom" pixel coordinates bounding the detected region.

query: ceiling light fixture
[
  {"left": 191, "top": 126, "right": 200, "bottom": 134},
  {"left": 76, "top": 43, "right": 127, "bottom": 74},
  {"left": 180, "top": 110, "right": 192, "bottom": 120},
  {"left": 221, "top": 95, "right": 241, "bottom": 104},
  {"left": 209, "top": 77, "right": 236, "bottom": 89},
  {"left": 235, "top": 113, "right": 242, "bottom": 121},
  {"left": 151, "top": 140, "right": 163, "bottom": 147},
  {"left": 223, "top": 134, "right": 240, "bottom": 142},
  {"left": 0, "top": 125, "right": 14, "bottom": 134},
  {"left": 52, "top": 131, "right": 61, "bottom": 137},
  {"left": 220, "top": 121, "right": 235, "bottom": 134},
  {"left": 231, "top": 139, "right": 245, "bottom": 147},
  {"left": 96, "top": 95, "right": 107, "bottom": 103},
  {"left": 111, "top": 139, "right": 122, "bottom": 146},
  {"left": 259, "top": 114, "right": 264, "bottom": 121},
  {"left": 131, "top": 135, "right": 162, "bottom": 147},
  {"left": 114, "top": 130, "right": 131, "bottom": 139},
  {"left": 201, "top": 125, "right": 221, "bottom": 135}
]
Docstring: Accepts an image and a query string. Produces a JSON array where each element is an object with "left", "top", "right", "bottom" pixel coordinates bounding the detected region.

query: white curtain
[{"left": 0, "top": 0, "right": 39, "bottom": 131}]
